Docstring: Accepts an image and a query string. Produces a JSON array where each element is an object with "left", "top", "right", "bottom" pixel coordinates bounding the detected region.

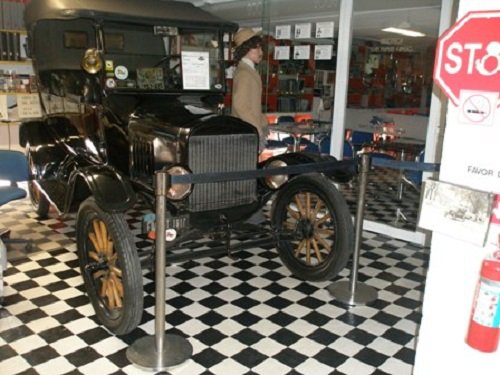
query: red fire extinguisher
[{"left": 466, "top": 250, "right": 500, "bottom": 352}]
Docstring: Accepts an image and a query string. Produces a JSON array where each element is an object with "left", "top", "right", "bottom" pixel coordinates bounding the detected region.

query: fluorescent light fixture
[{"left": 382, "top": 22, "right": 425, "bottom": 38}]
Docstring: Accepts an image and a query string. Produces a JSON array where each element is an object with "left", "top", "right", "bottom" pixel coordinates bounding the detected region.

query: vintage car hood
[
  {"left": 106, "top": 94, "right": 219, "bottom": 128},
  {"left": 135, "top": 95, "right": 218, "bottom": 127}
]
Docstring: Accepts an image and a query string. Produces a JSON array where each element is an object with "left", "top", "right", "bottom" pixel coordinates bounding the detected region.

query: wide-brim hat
[{"left": 233, "top": 28, "right": 261, "bottom": 48}]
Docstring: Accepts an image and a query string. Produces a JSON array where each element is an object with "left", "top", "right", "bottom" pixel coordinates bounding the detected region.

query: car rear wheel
[
  {"left": 76, "top": 197, "right": 143, "bottom": 335},
  {"left": 271, "top": 173, "right": 354, "bottom": 281}
]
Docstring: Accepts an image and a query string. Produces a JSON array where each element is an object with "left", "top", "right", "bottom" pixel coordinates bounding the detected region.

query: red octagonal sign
[{"left": 434, "top": 10, "right": 500, "bottom": 106}]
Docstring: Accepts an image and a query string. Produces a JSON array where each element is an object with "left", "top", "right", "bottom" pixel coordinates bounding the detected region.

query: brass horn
[{"left": 82, "top": 48, "right": 103, "bottom": 74}]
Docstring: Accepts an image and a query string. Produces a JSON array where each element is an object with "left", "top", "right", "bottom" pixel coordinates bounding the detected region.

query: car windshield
[{"left": 102, "top": 22, "right": 225, "bottom": 93}]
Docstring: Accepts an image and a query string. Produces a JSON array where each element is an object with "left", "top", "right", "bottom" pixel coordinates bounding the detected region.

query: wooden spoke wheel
[
  {"left": 87, "top": 219, "right": 124, "bottom": 311},
  {"left": 272, "top": 173, "right": 354, "bottom": 281},
  {"left": 76, "top": 197, "right": 142, "bottom": 335}
]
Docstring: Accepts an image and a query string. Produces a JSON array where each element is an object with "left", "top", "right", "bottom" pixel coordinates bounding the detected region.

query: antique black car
[{"left": 20, "top": 0, "right": 354, "bottom": 335}]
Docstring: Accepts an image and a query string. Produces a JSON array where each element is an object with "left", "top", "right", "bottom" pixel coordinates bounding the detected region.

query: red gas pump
[{"left": 466, "top": 250, "right": 500, "bottom": 352}]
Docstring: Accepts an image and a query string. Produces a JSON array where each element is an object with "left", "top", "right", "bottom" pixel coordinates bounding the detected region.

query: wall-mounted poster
[
  {"left": 295, "top": 23, "right": 312, "bottom": 39},
  {"left": 17, "top": 94, "right": 43, "bottom": 119},
  {"left": 181, "top": 51, "right": 210, "bottom": 90},
  {"left": 315, "top": 21, "right": 334, "bottom": 38},
  {"left": 418, "top": 179, "right": 493, "bottom": 246},
  {"left": 275, "top": 25, "right": 291, "bottom": 40},
  {"left": 293, "top": 45, "right": 310, "bottom": 60},
  {"left": 314, "top": 45, "right": 333, "bottom": 60},
  {"left": 274, "top": 45, "right": 290, "bottom": 60}
]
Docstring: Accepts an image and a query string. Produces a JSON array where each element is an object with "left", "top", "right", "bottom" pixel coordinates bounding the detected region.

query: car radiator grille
[
  {"left": 131, "top": 138, "right": 154, "bottom": 179},
  {"left": 188, "top": 133, "right": 257, "bottom": 212}
]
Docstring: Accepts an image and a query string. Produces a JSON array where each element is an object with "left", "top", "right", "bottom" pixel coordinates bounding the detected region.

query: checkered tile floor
[
  {"left": 339, "top": 167, "right": 421, "bottom": 231},
  {"left": 0, "top": 187, "right": 428, "bottom": 375}
]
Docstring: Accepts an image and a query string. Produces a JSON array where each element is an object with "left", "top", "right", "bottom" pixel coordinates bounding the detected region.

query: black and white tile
[
  {"left": 0, "top": 185, "right": 428, "bottom": 375},
  {"left": 339, "top": 166, "right": 422, "bottom": 231}
]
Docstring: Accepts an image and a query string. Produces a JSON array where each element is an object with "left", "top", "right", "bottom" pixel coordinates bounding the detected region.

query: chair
[
  {"left": 277, "top": 115, "right": 294, "bottom": 124},
  {"left": 319, "top": 136, "right": 331, "bottom": 154},
  {"left": 0, "top": 150, "right": 32, "bottom": 251},
  {"left": 282, "top": 136, "right": 317, "bottom": 152},
  {"left": 350, "top": 130, "right": 375, "bottom": 153},
  {"left": 343, "top": 140, "right": 355, "bottom": 159},
  {"left": 266, "top": 114, "right": 278, "bottom": 125},
  {"left": 319, "top": 137, "right": 355, "bottom": 160},
  {"left": 293, "top": 113, "right": 313, "bottom": 124},
  {"left": 403, "top": 150, "right": 425, "bottom": 191}
]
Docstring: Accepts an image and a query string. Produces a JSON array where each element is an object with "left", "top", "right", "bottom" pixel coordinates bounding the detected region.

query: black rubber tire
[
  {"left": 76, "top": 197, "right": 143, "bottom": 335},
  {"left": 27, "top": 148, "right": 50, "bottom": 219},
  {"left": 271, "top": 173, "right": 354, "bottom": 281}
]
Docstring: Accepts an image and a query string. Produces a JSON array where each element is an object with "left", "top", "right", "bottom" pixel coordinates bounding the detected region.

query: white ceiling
[{"left": 175, "top": 0, "right": 443, "bottom": 51}]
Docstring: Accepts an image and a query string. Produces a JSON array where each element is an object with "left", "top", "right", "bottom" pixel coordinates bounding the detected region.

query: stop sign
[{"left": 434, "top": 10, "right": 500, "bottom": 106}]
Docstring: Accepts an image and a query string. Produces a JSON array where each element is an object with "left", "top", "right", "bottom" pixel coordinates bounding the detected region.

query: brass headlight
[
  {"left": 82, "top": 48, "right": 103, "bottom": 74},
  {"left": 166, "top": 166, "right": 192, "bottom": 200},
  {"left": 264, "top": 159, "right": 288, "bottom": 189}
]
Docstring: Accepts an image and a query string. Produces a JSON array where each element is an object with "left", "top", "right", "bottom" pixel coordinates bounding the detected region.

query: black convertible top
[{"left": 24, "top": 0, "right": 238, "bottom": 31}]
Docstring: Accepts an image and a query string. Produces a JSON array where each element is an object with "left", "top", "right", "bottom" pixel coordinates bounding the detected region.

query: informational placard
[
  {"left": 181, "top": 51, "right": 210, "bottom": 90},
  {"left": 314, "top": 45, "right": 333, "bottom": 60},
  {"left": 294, "top": 23, "right": 311, "bottom": 39},
  {"left": 418, "top": 180, "right": 493, "bottom": 246},
  {"left": 0, "top": 95, "right": 8, "bottom": 120},
  {"left": 274, "top": 45, "right": 290, "bottom": 60},
  {"left": 442, "top": 89, "right": 500, "bottom": 193},
  {"left": 315, "top": 21, "right": 334, "bottom": 38},
  {"left": 293, "top": 45, "right": 310, "bottom": 60},
  {"left": 275, "top": 25, "right": 291, "bottom": 40}
]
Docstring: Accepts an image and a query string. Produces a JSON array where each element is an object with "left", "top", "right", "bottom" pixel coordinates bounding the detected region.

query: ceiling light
[{"left": 382, "top": 21, "right": 425, "bottom": 38}]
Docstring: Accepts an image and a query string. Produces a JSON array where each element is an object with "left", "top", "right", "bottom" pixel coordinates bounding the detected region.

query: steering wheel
[{"left": 154, "top": 57, "right": 182, "bottom": 88}]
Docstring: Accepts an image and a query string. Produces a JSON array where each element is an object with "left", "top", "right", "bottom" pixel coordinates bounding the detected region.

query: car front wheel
[
  {"left": 272, "top": 173, "right": 354, "bottom": 281},
  {"left": 76, "top": 197, "right": 143, "bottom": 335}
]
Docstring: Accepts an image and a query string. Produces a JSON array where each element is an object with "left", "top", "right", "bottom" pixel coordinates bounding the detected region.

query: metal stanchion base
[
  {"left": 328, "top": 280, "right": 377, "bottom": 307},
  {"left": 126, "top": 334, "right": 193, "bottom": 371}
]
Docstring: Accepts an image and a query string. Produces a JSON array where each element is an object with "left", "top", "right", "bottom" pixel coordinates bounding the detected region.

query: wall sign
[
  {"left": 314, "top": 45, "right": 332, "bottom": 60},
  {"left": 274, "top": 45, "right": 290, "bottom": 60},
  {"left": 275, "top": 25, "right": 291, "bottom": 40},
  {"left": 434, "top": 10, "right": 500, "bottom": 106},
  {"left": 295, "top": 23, "right": 311, "bottom": 39},
  {"left": 315, "top": 21, "right": 334, "bottom": 38},
  {"left": 459, "top": 90, "right": 497, "bottom": 125},
  {"left": 293, "top": 45, "right": 310, "bottom": 60}
]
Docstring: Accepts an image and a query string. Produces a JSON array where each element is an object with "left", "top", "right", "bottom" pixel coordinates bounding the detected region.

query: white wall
[
  {"left": 414, "top": 1, "right": 500, "bottom": 374},
  {"left": 0, "top": 122, "right": 22, "bottom": 152}
]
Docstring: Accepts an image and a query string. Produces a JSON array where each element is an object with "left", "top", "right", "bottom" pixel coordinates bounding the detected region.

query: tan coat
[{"left": 231, "top": 62, "right": 268, "bottom": 150}]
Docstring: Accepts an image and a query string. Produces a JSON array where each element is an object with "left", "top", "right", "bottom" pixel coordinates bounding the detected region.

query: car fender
[
  {"left": 19, "top": 120, "right": 54, "bottom": 147},
  {"left": 261, "top": 152, "right": 356, "bottom": 183},
  {"left": 68, "top": 165, "right": 136, "bottom": 213}
]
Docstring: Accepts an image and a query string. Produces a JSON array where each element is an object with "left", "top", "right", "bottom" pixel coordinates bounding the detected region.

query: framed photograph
[
  {"left": 315, "top": 21, "right": 334, "bottom": 38},
  {"left": 274, "top": 45, "right": 290, "bottom": 60},
  {"left": 275, "top": 25, "right": 291, "bottom": 40},
  {"left": 314, "top": 45, "right": 333, "bottom": 60},
  {"left": 295, "top": 23, "right": 312, "bottom": 39},
  {"left": 293, "top": 45, "right": 310, "bottom": 60},
  {"left": 418, "top": 179, "right": 494, "bottom": 246}
]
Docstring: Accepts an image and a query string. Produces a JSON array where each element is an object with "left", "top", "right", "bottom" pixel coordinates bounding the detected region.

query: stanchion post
[
  {"left": 327, "top": 153, "right": 378, "bottom": 306},
  {"left": 127, "top": 170, "right": 192, "bottom": 371}
]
